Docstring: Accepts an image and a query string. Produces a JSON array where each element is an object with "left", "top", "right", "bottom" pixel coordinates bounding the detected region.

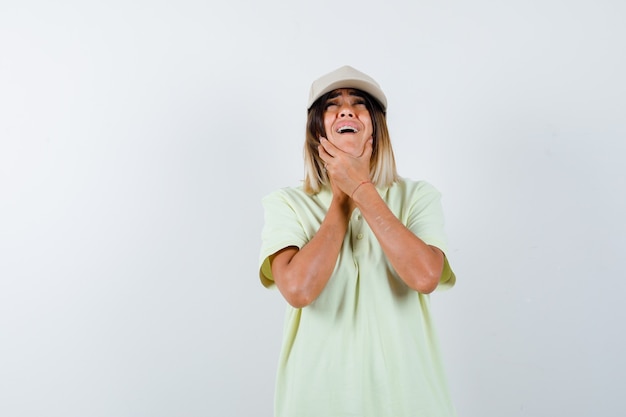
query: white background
[{"left": 1, "top": 1, "right": 625, "bottom": 416}]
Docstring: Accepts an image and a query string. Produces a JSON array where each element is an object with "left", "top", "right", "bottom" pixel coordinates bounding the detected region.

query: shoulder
[
  {"left": 386, "top": 177, "right": 441, "bottom": 200},
  {"left": 262, "top": 184, "right": 309, "bottom": 204},
  {"left": 262, "top": 184, "right": 331, "bottom": 210}
]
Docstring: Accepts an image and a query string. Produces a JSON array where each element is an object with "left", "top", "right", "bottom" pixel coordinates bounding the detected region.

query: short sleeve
[
  {"left": 405, "top": 181, "right": 456, "bottom": 290},
  {"left": 258, "top": 189, "right": 310, "bottom": 288}
]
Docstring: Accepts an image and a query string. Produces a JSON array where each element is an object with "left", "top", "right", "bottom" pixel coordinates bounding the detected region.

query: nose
[{"left": 338, "top": 103, "right": 354, "bottom": 118}]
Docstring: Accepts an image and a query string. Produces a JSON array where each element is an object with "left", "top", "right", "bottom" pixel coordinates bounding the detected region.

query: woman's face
[{"left": 322, "top": 88, "right": 373, "bottom": 157}]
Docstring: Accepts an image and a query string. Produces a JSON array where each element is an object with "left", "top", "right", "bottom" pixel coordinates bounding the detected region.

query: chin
[
  {"left": 332, "top": 138, "right": 365, "bottom": 155},
  {"left": 344, "top": 143, "right": 367, "bottom": 156}
]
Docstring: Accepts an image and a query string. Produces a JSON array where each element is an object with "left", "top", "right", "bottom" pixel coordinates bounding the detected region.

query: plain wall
[{"left": 1, "top": 1, "right": 625, "bottom": 416}]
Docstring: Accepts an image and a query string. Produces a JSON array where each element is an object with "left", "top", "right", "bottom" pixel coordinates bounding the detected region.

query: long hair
[{"left": 303, "top": 89, "right": 398, "bottom": 194}]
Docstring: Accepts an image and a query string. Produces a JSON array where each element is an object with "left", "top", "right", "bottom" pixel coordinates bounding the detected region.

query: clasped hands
[{"left": 318, "top": 137, "right": 373, "bottom": 200}]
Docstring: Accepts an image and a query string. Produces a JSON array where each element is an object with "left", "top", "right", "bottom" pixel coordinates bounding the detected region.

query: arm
[
  {"left": 319, "top": 138, "right": 444, "bottom": 293},
  {"left": 352, "top": 183, "right": 444, "bottom": 293},
  {"left": 270, "top": 193, "right": 351, "bottom": 308}
]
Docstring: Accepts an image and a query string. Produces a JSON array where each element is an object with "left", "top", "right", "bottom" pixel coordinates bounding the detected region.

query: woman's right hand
[{"left": 318, "top": 137, "right": 373, "bottom": 201}]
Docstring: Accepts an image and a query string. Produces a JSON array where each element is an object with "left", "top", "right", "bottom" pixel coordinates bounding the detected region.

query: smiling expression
[{"left": 323, "top": 89, "right": 374, "bottom": 157}]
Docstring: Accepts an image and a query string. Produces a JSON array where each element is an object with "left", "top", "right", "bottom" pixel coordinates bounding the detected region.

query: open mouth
[{"left": 337, "top": 126, "right": 358, "bottom": 134}]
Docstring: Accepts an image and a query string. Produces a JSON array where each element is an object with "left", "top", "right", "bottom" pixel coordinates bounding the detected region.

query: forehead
[{"left": 327, "top": 88, "right": 365, "bottom": 100}]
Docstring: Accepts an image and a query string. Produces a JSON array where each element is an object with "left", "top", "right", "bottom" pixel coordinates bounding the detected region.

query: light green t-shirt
[{"left": 259, "top": 178, "right": 456, "bottom": 417}]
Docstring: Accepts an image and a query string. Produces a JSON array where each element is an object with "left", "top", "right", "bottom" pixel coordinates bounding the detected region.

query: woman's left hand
[
  {"left": 318, "top": 137, "right": 373, "bottom": 198},
  {"left": 319, "top": 136, "right": 443, "bottom": 294}
]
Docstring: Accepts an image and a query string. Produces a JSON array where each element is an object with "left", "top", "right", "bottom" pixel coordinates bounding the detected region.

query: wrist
[
  {"left": 351, "top": 180, "right": 372, "bottom": 200},
  {"left": 330, "top": 193, "right": 351, "bottom": 215}
]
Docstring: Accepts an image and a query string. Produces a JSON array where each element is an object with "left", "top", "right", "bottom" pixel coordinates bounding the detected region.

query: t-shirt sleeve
[
  {"left": 405, "top": 181, "right": 456, "bottom": 290},
  {"left": 258, "top": 189, "right": 309, "bottom": 288}
]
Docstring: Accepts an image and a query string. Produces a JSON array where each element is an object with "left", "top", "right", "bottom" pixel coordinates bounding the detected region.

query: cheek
[
  {"left": 363, "top": 121, "right": 374, "bottom": 138},
  {"left": 358, "top": 112, "right": 373, "bottom": 133},
  {"left": 323, "top": 118, "right": 334, "bottom": 138}
]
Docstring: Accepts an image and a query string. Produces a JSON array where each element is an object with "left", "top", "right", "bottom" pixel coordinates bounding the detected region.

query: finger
[
  {"left": 318, "top": 143, "right": 332, "bottom": 163},
  {"left": 319, "top": 137, "right": 339, "bottom": 157}
]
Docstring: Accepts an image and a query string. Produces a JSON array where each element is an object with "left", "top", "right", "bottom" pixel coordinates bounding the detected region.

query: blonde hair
[{"left": 303, "top": 89, "right": 398, "bottom": 194}]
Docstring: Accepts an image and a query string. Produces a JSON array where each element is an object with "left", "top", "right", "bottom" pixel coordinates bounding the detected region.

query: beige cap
[{"left": 307, "top": 65, "right": 387, "bottom": 111}]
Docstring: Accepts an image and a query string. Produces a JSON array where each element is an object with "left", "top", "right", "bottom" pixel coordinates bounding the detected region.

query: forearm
[
  {"left": 353, "top": 183, "right": 444, "bottom": 293},
  {"left": 272, "top": 198, "right": 349, "bottom": 307}
]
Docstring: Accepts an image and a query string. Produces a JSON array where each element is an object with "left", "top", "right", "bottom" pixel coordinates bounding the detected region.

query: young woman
[{"left": 259, "top": 65, "right": 457, "bottom": 417}]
